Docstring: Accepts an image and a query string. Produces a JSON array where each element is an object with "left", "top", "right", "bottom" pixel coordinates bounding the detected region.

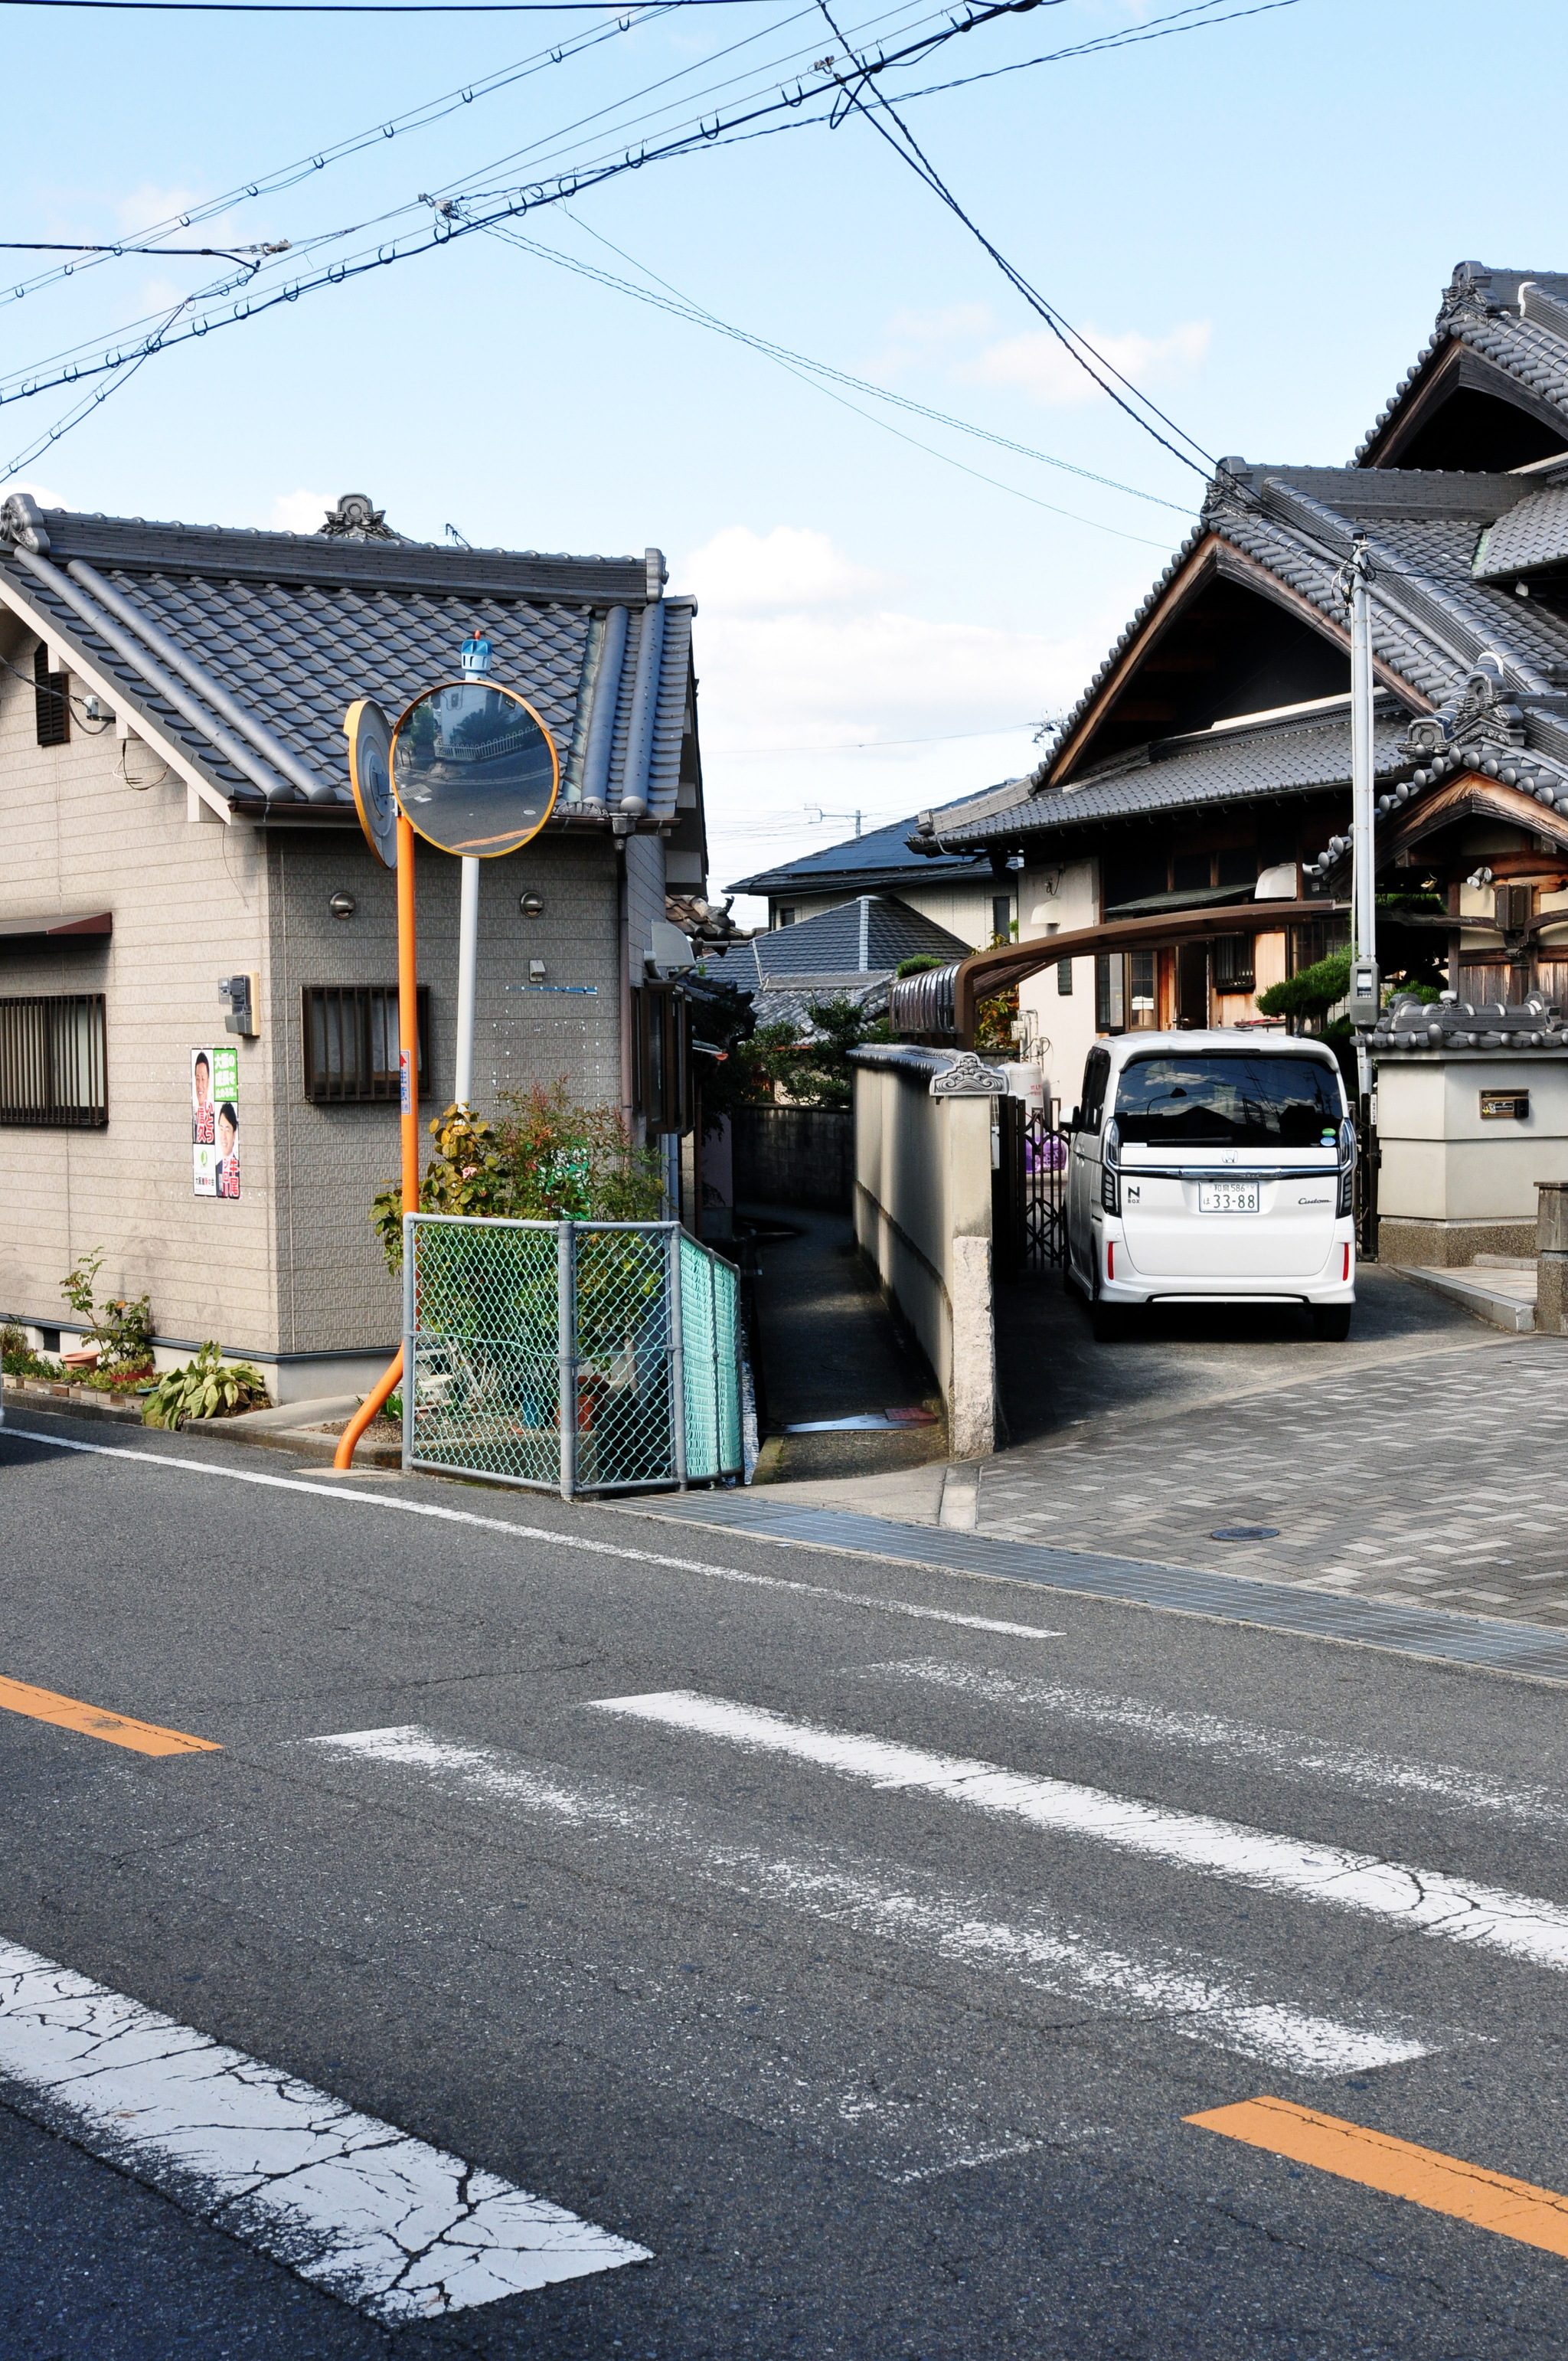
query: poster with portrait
[{"left": 192, "top": 1045, "right": 240, "bottom": 1199}]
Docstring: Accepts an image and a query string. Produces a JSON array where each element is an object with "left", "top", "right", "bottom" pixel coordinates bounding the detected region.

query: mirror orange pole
[{"left": 335, "top": 810, "right": 417, "bottom": 1470}]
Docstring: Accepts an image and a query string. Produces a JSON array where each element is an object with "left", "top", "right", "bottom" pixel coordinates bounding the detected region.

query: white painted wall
[{"left": 1016, "top": 858, "right": 1099, "bottom": 1117}]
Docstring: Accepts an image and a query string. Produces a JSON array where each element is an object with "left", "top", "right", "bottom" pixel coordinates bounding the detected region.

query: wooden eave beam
[
  {"left": 1360, "top": 340, "right": 1568, "bottom": 469},
  {"left": 951, "top": 898, "right": 1344, "bottom": 1048}
]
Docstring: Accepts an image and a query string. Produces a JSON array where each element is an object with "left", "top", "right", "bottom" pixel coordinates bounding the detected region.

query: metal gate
[{"left": 996, "top": 1097, "right": 1069, "bottom": 1276}]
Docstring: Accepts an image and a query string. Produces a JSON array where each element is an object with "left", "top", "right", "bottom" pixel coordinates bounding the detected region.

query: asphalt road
[{"left": 2, "top": 1407, "right": 1567, "bottom": 2358}]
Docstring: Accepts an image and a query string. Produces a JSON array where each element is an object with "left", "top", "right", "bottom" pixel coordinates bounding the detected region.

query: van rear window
[{"left": 1113, "top": 1054, "right": 1342, "bottom": 1147}]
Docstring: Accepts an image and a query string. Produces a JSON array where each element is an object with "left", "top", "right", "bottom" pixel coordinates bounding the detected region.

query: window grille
[
  {"left": 302, "top": 985, "right": 429, "bottom": 1104},
  {"left": 1057, "top": 956, "right": 1073, "bottom": 996},
  {"left": 34, "top": 643, "right": 69, "bottom": 748},
  {"left": 1213, "top": 934, "right": 1256, "bottom": 992},
  {"left": 0, "top": 994, "right": 106, "bottom": 1126}
]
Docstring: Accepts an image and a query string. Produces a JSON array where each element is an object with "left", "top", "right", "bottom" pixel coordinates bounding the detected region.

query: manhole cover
[{"left": 1210, "top": 1525, "right": 1280, "bottom": 1542}]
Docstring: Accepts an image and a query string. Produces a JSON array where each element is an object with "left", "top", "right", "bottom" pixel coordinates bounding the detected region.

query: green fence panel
[
  {"left": 405, "top": 1213, "right": 742, "bottom": 1494},
  {"left": 407, "top": 1215, "right": 562, "bottom": 1486}
]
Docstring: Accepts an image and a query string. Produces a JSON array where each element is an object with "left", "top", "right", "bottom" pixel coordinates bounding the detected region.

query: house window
[
  {"left": 1094, "top": 953, "right": 1125, "bottom": 1032},
  {"left": 991, "top": 894, "right": 1014, "bottom": 943},
  {"left": 34, "top": 643, "right": 69, "bottom": 748},
  {"left": 1217, "top": 846, "right": 1257, "bottom": 890},
  {"left": 302, "top": 986, "right": 429, "bottom": 1103},
  {"left": 1129, "top": 948, "right": 1157, "bottom": 1026},
  {"left": 0, "top": 994, "right": 106, "bottom": 1127},
  {"left": 776, "top": 907, "right": 795, "bottom": 928},
  {"left": 1213, "top": 934, "right": 1256, "bottom": 993},
  {"left": 1057, "top": 956, "right": 1073, "bottom": 996}
]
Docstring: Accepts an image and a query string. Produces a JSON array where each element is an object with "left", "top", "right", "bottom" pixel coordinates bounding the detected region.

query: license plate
[{"left": 1198, "top": 1181, "right": 1259, "bottom": 1213}]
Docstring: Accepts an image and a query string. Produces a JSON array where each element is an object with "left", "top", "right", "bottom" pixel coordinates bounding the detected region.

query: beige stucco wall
[
  {"left": 1376, "top": 1053, "right": 1568, "bottom": 1221},
  {"left": 0, "top": 649, "right": 283, "bottom": 1359},
  {"left": 852, "top": 1054, "right": 995, "bottom": 1457},
  {"left": 0, "top": 642, "right": 629, "bottom": 1387},
  {"left": 263, "top": 829, "right": 625, "bottom": 1363}
]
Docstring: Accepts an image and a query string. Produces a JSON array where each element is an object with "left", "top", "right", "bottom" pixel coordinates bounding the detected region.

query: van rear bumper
[{"left": 1096, "top": 1227, "right": 1356, "bottom": 1306}]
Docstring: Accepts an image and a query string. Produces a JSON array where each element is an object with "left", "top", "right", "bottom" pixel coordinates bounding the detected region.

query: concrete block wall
[{"left": 851, "top": 1048, "right": 996, "bottom": 1459}]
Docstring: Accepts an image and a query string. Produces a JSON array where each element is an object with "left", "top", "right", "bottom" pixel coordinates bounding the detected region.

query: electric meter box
[{"left": 1347, "top": 958, "right": 1380, "bottom": 1029}]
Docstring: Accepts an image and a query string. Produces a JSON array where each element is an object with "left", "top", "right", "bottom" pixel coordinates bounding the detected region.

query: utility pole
[{"left": 1339, "top": 526, "right": 1380, "bottom": 1256}]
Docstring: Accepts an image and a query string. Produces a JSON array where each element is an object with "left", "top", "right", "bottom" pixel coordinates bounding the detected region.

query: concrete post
[
  {"left": 1537, "top": 1183, "right": 1568, "bottom": 1335},
  {"left": 949, "top": 1234, "right": 995, "bottom": 1461}
]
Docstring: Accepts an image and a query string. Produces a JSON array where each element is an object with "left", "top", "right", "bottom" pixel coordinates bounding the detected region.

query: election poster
[{"left": 192, "top": 1045, "right": 240, "bottom": 1199}]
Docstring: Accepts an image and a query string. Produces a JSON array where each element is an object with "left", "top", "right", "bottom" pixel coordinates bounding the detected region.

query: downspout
[
  {"left": 67, "top": 560, "right": 339, "bottom": 803},
  {"left": 8, "top": 545, "right": 299, "bottom": 805},
  {"left": 858, "top": 894, "right": 870, "bottom": 972}
]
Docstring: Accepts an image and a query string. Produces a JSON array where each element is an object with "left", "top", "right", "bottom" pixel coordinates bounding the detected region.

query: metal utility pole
[
  {"left": 454, "top": 856, "right": 479, "bottom": 1105},
  {"left": 1345, "top": 528, "right": 1378, "bottom": 1099},
  {"left": 1339, "top": 526, "right": 1380, "bottom": 1257}
]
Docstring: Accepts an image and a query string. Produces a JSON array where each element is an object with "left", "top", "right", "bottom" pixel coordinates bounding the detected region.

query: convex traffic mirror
[{"left": 390, "top": 680, "right": 559, "bottom": 858}]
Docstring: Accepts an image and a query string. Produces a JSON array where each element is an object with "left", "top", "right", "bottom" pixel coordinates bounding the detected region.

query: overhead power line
[{"left": 815, "top": 0, "right": 1218, "bottom": 475}]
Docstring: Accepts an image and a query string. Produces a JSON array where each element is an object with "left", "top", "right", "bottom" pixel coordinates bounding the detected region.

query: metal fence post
[
  {"left": 557, "top": 1218, "right": 577, "bottom": 1501},
  {"left": 668, "top": 1222, "right": 688, "bottom": 1491},
  {"left": 402, "top": 1213, "right": 416, "bottom": 1473},
  {"left": 707, "top": 1243, "right": 721, "bottom": 1483}
]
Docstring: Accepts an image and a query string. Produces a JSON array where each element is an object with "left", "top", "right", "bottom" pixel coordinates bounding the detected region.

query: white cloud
[
  {"left": 679, "top": 523, "right": 1102, "bottom": 907},
  {"left": 962, "top": 318, "right": 1210, "bottom": 408},
  {"left": 682, "top": 524, "right": 884, "bottom": 616},
  {"left": 270, "top": 489, "right": 334, "bottom": 535},
  {"left": 679, "top": 522, "right": 1083, "bottom": 759}
]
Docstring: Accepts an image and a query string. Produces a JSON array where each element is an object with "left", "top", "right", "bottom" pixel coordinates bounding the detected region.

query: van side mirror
[{"left": 1068, "top": 1105, "right": 1082, "bottom": 1132}]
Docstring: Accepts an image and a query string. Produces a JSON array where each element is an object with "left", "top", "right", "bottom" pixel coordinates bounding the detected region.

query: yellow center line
[
  {"left": 1187, "top": 2096, "right": 1568, "bottom": 2259},
  {"left": 0, "top": 1675, "right": 220, "bottom": 1758}
]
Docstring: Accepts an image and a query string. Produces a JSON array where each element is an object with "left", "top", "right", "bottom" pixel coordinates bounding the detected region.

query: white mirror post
[{"left": 455, "top": 855, "right": 479, "bottom": 1108}]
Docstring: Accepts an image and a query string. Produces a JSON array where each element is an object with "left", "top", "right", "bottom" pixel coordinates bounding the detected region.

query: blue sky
[{"left": 6, "top": 0, "right": 1564, "bottom": 918}]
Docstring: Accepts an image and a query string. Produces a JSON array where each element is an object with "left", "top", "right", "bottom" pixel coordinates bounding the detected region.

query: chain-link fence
[{"left": 402, "top": 1213, "right": 743, "bottom": 1496}]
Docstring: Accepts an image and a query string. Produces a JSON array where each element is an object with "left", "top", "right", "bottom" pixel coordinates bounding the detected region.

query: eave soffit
[{"left": 1046, "top": 531, "right": 1416, "bottom": 789}]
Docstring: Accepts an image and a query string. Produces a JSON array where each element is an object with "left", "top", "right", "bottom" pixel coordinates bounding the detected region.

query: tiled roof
[
  {"left": 1474, "top": 486, "right": 1568, "bottom": 579},
  {"left": 714, "top": 894, "right": 969, "bottom": 993},
  {"left": 1354, "top": 264, "right": 1568, "bottom": 463},
  {"left": 919, "top": 467, "right": 1568, "bottom": 854},
  {"left": 727, "top": 799, "right": 1003, "bottom": 899},
  {"left": 934, "top": 707, "right": 1413, "bottom": 847},
  {"left": 0, "top": 500, "right": 692, "bottom": 827}
]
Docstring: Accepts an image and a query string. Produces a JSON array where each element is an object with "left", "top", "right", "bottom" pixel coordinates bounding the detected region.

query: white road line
[
  {"left": 855, "top": 1660, "right": 1568, "bottom": 1832},
  {"left": 0, "top": 1430, "right": 1058, "bottom": 1642},
  {"left": 589, "top": 1691, "right": 1568, "bottom": 1976},
  {"left": 0, "top": 1938, "right": 648, "bottom": 2323},
  {"left": 306, "top": 1725, "right": 1429, "bottom": 2078}
]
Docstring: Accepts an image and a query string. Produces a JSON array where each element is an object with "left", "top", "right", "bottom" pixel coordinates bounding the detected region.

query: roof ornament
[
  {"left": 0, "top": 491, "right": 50, "bottom": 554},
  {"left": 317, "top": 492, "right": 400, "bottom": 542},
  {"left": 460, "top": 626, "right": 492, "bottom": 678},
  {"left": 1438, "top": 260, "right": 1491, "bottom": 326}
]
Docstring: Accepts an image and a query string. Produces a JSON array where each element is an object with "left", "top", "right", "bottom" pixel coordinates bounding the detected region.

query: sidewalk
[{"left": 765, "top": 1262, "right": 1568, "bottom": 1633}]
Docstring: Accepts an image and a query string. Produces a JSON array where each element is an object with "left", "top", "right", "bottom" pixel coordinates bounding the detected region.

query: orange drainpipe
[{"left": 335, "top": 812, "right": 418, "bottom": 1470}]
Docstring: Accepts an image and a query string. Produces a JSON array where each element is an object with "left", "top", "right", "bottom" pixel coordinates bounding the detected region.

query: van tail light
[
  {"left": 1343, "top": 1242, "right": 1351, "bottom": 1284},
  {"left": 1100, "top": 1117, "right": 1121, "bottom": 1215},
  {"left": 1335, "top": 1118, "right": 1355, "bottom": 1219},
  {"left": 1108, "top": 1242, "right": 1115, "bottom": 1281}
]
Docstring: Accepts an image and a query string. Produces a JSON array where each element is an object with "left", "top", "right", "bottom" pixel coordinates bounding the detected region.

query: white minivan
[{"left": 1064, "top": 1030, "right": 1356, "bottom": 1342}]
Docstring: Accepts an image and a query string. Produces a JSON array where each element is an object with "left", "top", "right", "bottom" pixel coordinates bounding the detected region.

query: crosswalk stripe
[
  {"left": 0, "top": 1674, "right": 220, "bottom": 1757},
  {"left": 589, "top": 1691, "right": 1568, "bottom": 1973},
  {"left": 0, "top": 1430, "right": 1059, "bottom": 1640},
  {"left": 858, "top": 1659, "right": 1568, "bottom": 1832},
  {"left": 0, "top": 1938, "right": 648, "bottom": 2323},
  {"left": 306, "top": 1725, "right": 1429, "bottom": 2078},
  {"left": 1187, "top": 2097, "right": 1568, "bottom": 2259}
]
